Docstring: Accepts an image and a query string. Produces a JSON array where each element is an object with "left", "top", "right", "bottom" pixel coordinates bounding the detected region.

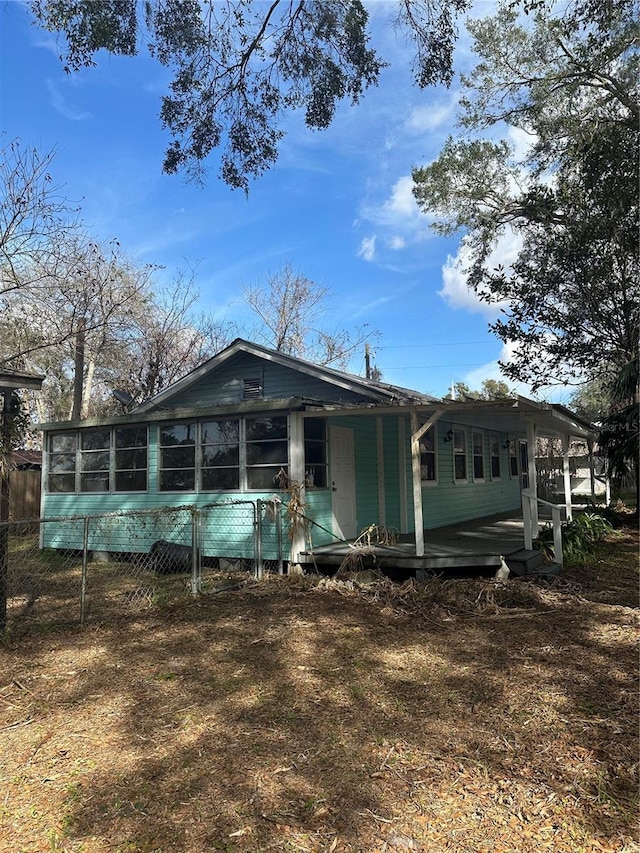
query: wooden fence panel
[{"left": 9, "top": 470, "right": 41, "bottom": 520}]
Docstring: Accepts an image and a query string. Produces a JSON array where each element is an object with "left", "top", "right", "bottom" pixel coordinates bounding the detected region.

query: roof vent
[{"left": 243, "top": 377, "right": 263, "bottom": 400}]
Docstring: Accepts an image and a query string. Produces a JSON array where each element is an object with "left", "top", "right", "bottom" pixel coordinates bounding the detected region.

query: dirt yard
[{"left": 1, "top": 528, "right": 638, "bottom": 853}]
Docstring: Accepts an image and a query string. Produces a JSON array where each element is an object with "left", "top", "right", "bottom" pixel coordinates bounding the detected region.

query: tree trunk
[
  {"left": 70, "top": 318, "right": 86, "bottom": 421},
  {"left": 81, "top": 356, "right": 95, "bottom": 420}
]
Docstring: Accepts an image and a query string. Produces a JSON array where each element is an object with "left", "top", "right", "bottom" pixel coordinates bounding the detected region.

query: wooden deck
[{"left": 299, "top": 510, "right": 532, "bottom": 576}]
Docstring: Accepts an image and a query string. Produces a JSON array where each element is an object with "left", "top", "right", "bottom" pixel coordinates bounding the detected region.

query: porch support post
[
  {"left": 526, "top": 419, "right": 539, "bottom": 537},
  {"left": 588, "top": 438, "right": 596, "bottom": 502},
  {"left": 288, "top": 411, "right": 306, "bottom": 566},
  {"left": 410, "top": 407, "right": 445, "bottom": 558},
  {"left": 561, "top": 434, "right": 573, "bottom": 521}
]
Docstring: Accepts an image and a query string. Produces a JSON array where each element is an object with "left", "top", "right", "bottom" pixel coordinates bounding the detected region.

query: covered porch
[{"left": 298, "top": 509, "right": 559, "bottom": 578}]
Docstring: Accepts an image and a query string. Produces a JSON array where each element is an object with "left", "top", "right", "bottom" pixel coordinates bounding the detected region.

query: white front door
[{"left": 330, "top": 426, "right": 357, "bottom": 540}]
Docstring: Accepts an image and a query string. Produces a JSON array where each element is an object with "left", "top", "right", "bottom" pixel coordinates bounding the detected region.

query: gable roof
[{"left": 132, "top": 338, "right": 440, "bottom": 414}]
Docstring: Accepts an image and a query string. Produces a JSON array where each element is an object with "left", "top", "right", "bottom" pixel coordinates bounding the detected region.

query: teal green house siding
[
  {"left": 420, "top": 419, "right": 522, "bottom": 530},
  {"left": 382, "top": 416, "right": 403, "bottom": 532},
  {"left": 39, "top": 339, "right": 590, "bottom": 563}
]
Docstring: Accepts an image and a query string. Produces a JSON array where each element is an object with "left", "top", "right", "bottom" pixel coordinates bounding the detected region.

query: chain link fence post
[
  {"left": 80, "top": 516, "right": 89, "bottom": 625},
  {"left": 191, "top": 508, "right": 201, "bottom": 596},
  {"left": 255, "top": 500, "right": 263, "bottom": 580},
  {"left": 276, "top": 499, "right": 284, "bottom": 575}
]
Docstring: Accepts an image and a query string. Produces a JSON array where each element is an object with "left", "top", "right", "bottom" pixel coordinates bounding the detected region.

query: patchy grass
[{"left": 0, "top": 528, "right": 638, "bottom": 853}]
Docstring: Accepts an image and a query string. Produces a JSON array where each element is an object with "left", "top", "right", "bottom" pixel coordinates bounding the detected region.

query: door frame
[{"left": 330, "top": 425, "right": 357, "bottom": 540}]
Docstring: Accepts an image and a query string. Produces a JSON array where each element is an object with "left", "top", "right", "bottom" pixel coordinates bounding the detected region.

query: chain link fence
[{"left": 1, "top": 500, "right": 287, "bottom": 635}]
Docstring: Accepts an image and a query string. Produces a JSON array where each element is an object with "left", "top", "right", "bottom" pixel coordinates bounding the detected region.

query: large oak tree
[
  {"left": 30, "top": 0, "right": 471, "bottom": 190},
  {"left": 412, "top": 0, "right": 639, "bottom": 393}
]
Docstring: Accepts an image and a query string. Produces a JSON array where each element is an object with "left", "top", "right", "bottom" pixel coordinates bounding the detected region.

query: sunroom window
[
  {"left": 48, "top": 432, "right": 77, "bottom": 493},
  {"left": 80, "top": 428, "right": 111, "bottom": 492},
  {"left": 202, "top": 419, "right": 240, "bottom": 490},
  {"left": 115, "top": 426, "right": 148, "bottom": 492},
  {"left": 159, "top": 422, "right": 196, "bottom": 491},
  {"left": 245, "top": 415, "right": 288, "bottom": 489},
  {"left": 47, "top": 426, "right": 148, "bottom": 493}
]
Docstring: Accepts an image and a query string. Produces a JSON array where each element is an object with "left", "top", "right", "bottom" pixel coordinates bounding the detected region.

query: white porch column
[
  {"left": 410, "top": 407, "right": 445, "bottom": 558},
  {"left": 288, "top": 411, "right": 306, "bottom": 565},
  {"left": 526, "top": 419, "right": 539, "bottom": 536},
  {"left": 410, "top": 409, "right": 424, "bottom": 557},
  {"left": 561, "top": 434, "right": 573, "bottom": 521}
]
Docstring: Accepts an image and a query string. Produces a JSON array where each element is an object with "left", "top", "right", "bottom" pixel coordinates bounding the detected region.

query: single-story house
[{"left": 38, "top": 338, "right": 596, "bottom": 570}]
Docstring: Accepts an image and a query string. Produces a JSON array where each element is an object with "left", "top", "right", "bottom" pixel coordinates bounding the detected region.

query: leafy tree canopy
[
  {"left": 31, "top": 0, "right": 470, "bottom": 190},
  {"left": 413, "top": 0, "right": 639, "bottom": 392},
  {"left": 447, "top": 379, "right": 515, "bottom": 401}
]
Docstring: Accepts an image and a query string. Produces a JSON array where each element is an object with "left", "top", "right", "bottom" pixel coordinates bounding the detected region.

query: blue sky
[{"left": 0, "top": 1, "right": 567, "bottom": 402}]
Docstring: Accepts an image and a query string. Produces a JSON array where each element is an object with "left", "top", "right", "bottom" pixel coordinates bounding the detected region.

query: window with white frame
[
  {"left": 472, "top": 431, "right": 485, "bottom": 481},
  {"left": 453, "top": 428, "right": 467, "bottom": 482},
  {"left": 420, "top": 426, "right": 437, "bottom": 483},
  {"left": 490, "top": 433, "right": 501, "bottom": 479}
]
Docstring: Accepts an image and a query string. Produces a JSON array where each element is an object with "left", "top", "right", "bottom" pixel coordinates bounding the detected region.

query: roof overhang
[
  {"left": 38, "top": 390, "right": 595, "bottom": 442},
  {"left": 0, "top": 370, "right": 45, "bottom": 392},
  {"left": 39, "top": 397, "right": 310, "bottom": 431}
]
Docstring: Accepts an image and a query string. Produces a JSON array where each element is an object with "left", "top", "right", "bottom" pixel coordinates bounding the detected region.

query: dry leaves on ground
[{"left": 1, "top": 529, "right": 638, "bottom": 853}]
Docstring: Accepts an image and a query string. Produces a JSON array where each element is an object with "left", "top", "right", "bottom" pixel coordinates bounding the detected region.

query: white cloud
[
  {"left": 508, "top": 125, "right": 536, "bottom": 163},
  {"left": 46, "top": 80, "right": 91, "bottom": 121},
  {"left": 463, "top": 341, "right": 527, "bottom": 394},
  {"left": 385, "top": 175, "right": 419, "bottom": 219},
  {"left": 439, "top": 229, "right": 522, "bottom": 315},
  {"left": 360, "top": 174, "right": 435, "bottom": 244},
  {"left": 405, "top": 97, "right": 457, "bottom": 135},
  {"left": 462, "top": 340, "right": 575, "bottom": 403},
  {"left": 358, "top": 235, "right": 377, "bottom": 262},
  {"left": 351, "top": 294, "right": 394, "bottom": 319}
]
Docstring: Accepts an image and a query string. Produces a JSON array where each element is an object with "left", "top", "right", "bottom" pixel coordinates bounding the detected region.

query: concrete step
[
  {"left": 507, "top": 549, "right": 561, "bottom": 578},
  {"left": 506, "top": 549, "right": 543, "bottom": 575}
]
